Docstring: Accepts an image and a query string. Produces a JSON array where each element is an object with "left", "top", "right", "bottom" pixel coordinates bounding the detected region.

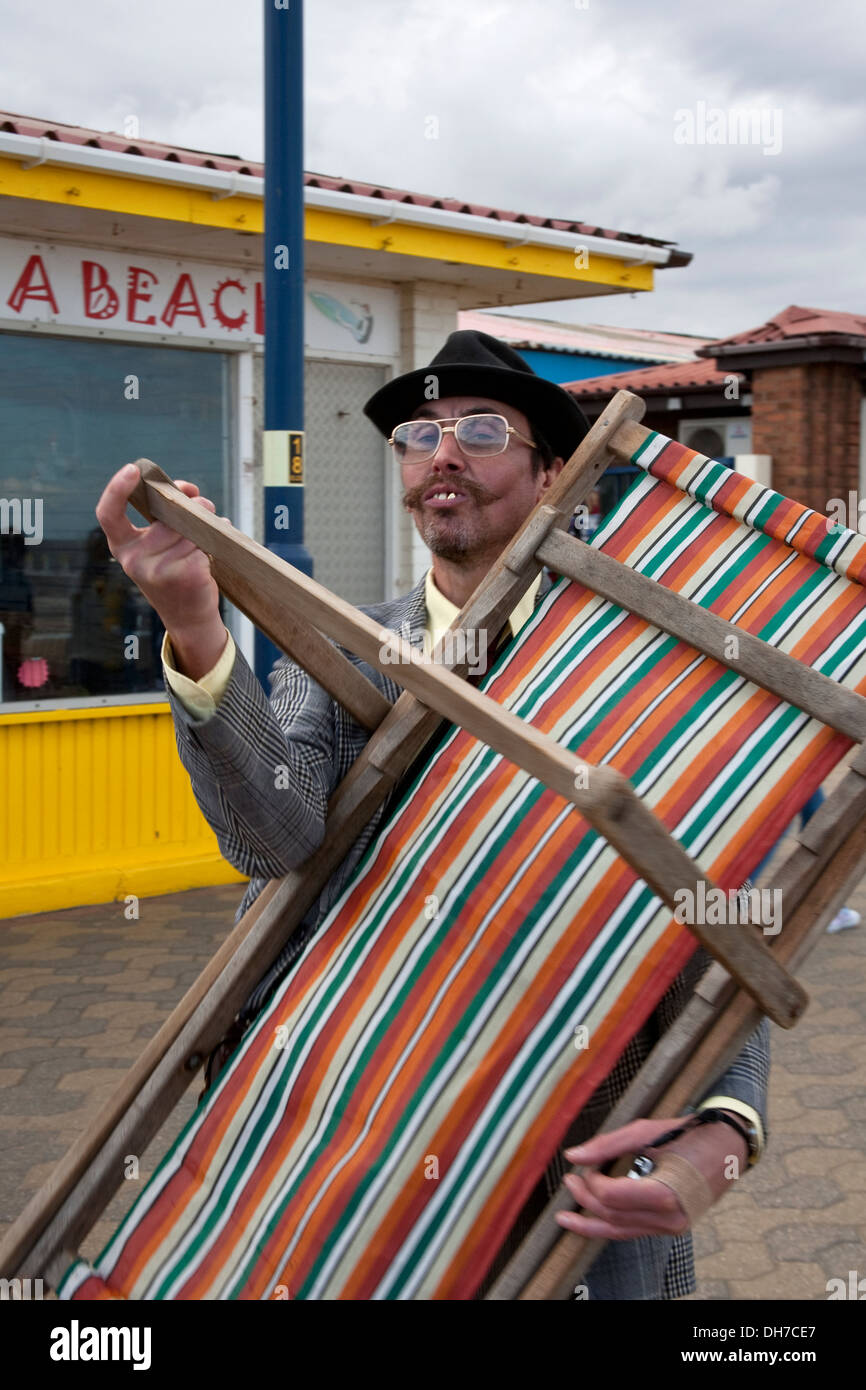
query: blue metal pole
[{"left": 256, "top": 0, "right": 313, "bottom": 686}]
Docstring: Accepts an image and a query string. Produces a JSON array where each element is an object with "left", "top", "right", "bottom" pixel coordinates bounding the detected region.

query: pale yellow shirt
[
  {"left": 161, "top": 628, "right": 237, "bottom": 722},
  {"left": 423, "top": 568, "right": 541, "bottom": 656}
]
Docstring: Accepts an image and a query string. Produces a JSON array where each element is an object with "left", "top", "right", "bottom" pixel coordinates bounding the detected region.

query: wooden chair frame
[{"left": 2, "top": 389, "right": 865, "bottom": 1299}]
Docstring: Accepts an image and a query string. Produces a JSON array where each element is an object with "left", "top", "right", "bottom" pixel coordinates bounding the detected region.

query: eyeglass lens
[{"left": 393, "top": 414, "right": 509, "bottom": 462}]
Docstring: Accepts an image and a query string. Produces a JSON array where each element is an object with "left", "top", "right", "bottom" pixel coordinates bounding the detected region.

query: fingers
[
  {"left": 96, "top": 467, "right": 216, "bottom": 567},
  {"left": 95, "top": 463, "right": 147, "bottom": 555},
  {"left": 554, "top": 1209, "right": 685, "bottom": 1241},
  {"left": 558, "top": 1170, "right": 688, "bottom": 1240},
  {"left": 565, "top": 1170, "right": 685, "bottom": 1221},
  {"left": 173, "top": 480, "right": 216, "bottom": 513},
  {"left": 563, "top": 1115, "right": 693, "bottom": 1167},
  {"left": 570, "top": 1168, "right": 670, "bottom": 1213}
]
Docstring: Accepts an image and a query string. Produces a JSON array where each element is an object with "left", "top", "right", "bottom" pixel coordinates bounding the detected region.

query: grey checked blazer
[{"left": 164, "top": 573, "right": 770, "bottom": 1301}]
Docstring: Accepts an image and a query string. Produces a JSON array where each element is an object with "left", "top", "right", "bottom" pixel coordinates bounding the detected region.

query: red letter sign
[
  {"left": 127, "top": 266, "right": 158, "bottom": 325},
  {"left": 212, "top": 277, "right": 247, "bottom": 332},
  {"left": 161, "top": 272, "right": 206, "bottom": 329},
  {"left": 7, "top": 254, "right": 59, "bottom": 314},
  {"left": 82, "top": 261, "right": 119, "bottom": 320}
]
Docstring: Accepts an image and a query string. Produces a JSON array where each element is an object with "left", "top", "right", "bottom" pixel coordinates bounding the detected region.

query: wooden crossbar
[{"left": 0, "top": 389, "right": 848, "bottom": 1297}]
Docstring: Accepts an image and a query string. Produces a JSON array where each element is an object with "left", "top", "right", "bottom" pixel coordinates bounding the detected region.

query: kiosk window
[{"left": 0, "top": 333, "right": 230, "bottom": 706}]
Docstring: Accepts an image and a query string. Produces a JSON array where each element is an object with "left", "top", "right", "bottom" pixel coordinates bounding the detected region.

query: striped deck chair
[{"left": 4, "top": 392, "right": 866, "bottom": 1300}]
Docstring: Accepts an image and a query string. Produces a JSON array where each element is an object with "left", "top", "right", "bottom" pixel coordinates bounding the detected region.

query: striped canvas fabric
[{"left": 59, "top": 433, "right": 866, "bottom": 1301}]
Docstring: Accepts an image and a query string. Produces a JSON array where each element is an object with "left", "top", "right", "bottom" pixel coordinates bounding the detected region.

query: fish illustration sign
[
  {"left": 304, "top": 277, "right": 398, "bottom": 356},
  {"left": 308, "top": 290, "right": 373, "bottom": 343}
]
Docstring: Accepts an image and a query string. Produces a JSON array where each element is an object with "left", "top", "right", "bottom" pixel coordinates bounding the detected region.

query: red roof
[
  {"left": 566, "top": 355, "right": 742, "bottom": 399},
  {"left": 0, "top": 109, "right": 688, "bottom": 256},
  {"left": 705, "top": 304, "right": 866, "bottom": 352}
]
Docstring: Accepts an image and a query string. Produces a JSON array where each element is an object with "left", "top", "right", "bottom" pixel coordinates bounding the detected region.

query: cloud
[{"left": 0, "top": 0, "right": 863, "bottom": 338}]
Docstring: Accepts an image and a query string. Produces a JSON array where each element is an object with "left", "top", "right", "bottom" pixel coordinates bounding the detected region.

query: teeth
[{"left": 431, "top": 492, "right": 459, "bottom": 500}]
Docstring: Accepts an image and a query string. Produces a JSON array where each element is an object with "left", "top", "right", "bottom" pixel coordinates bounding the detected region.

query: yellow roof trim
[
  {"left": 0, "top": 156, "right": 654, "bottom": 291},
  {"left": 306, "top": 209, "right": 653, "bottom": 290}
]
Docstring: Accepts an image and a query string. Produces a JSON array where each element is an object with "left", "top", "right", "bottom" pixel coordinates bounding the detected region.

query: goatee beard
[{"left": 402, "top": 478, "right": 498, "bottom": 563}]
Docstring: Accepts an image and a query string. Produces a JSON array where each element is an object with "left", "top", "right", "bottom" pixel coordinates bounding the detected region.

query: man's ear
[{"left": 540, "top": 456, "right": 565, "bottom": 491}]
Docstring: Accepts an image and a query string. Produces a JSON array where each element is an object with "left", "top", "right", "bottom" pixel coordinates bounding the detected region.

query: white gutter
[
  {"left": 303, "top": 187, "right": 675, "bottom": 265},
  {"left": 0, "top": 132, "right": 264, "bottom": 198},
  {"left": 0, "top": 131, "right": 676, "bottom": 267}
]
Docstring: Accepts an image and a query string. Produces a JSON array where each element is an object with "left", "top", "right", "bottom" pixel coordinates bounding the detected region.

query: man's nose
[{"left": 432, "top": 430, "right": 466, "bottom": 470}]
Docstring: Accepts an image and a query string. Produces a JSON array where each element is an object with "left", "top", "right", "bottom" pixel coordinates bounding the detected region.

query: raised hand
[{"left": 96, "top": 463, "right": 228, "bottom": 679}]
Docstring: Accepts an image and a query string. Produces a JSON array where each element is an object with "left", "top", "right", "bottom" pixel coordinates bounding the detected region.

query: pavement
[{"left": 1, "top": 863, "right": 865, "bottom": 1300}]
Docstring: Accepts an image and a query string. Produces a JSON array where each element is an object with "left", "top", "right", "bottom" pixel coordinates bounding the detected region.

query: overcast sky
[{"left": 1, "top": 0, "right": 863, "bottom": 338}]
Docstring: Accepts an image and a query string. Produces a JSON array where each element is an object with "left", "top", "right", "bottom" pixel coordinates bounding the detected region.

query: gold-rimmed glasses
[{"left": 388, "top": 413, "right": 536, "bottom": 465}]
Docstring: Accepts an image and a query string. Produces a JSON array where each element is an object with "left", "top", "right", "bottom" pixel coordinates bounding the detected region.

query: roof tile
[
  {"left": 0, "top": 108, "right": 684, "bottom": 252},
  {"left": 565, "top": 355, "right": 743, "bottom": 397},
  {"left": 459, "top": 310, "right": 710, "bottom": 364},
  {"left": 707, "top": 304, "right": 866, "bottom": 350}
]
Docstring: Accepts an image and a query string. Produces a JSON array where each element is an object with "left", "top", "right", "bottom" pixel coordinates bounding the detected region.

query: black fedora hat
[{"left": 363, "top": 329, "right": 589, "bottom": 462}]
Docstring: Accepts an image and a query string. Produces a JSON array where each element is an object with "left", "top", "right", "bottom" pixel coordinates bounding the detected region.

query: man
[{"left": 96, "top": 330, "right": 768, "bottom": 1299}]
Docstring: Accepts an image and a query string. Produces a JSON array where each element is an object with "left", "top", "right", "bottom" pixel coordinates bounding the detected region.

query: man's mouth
[
  {"left": 422, "top": 487, "right": 469, "bottom": 509},
  {"left": 403, "top": 478, "right": 493, "bottom": 513}
]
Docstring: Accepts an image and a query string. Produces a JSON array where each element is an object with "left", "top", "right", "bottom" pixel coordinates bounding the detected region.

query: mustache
[{"left": 401, "top": 476, "right": 496, "bottom": 511}]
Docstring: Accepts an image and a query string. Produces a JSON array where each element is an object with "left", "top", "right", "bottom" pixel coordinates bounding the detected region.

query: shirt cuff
[
  {"left": 696, "top": 1095, "right": 765, "bottom": 1163},
  {"left": 162, "top": 628, "right": 236, "bottom": 722}
]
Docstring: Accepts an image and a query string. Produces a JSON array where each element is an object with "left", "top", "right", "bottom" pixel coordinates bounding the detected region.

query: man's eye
[
  {"left": 466, "top": 420, "right": 499, "bottom": 442},
  {"left": 409, "top": 425, "right": 439, "bottom": 448}
]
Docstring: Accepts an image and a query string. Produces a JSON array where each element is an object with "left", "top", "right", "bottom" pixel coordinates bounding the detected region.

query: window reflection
[{"left": 0, "top": 333, "right": 229, "bottom": 705}]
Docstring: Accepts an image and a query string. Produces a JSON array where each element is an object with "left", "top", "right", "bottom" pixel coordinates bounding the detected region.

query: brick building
[{"left": 567, "top": 306, "right": 866, "bottom": 516}]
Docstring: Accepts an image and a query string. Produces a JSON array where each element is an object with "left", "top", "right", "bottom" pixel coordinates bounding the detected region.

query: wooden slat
[
  {"left": 538, "top": 528, "right": 866, "bottom": 743},
  {"left": 608, "top": 416, "right": 654, "bottom": 463},
  {"left": 488, "top": 749, "right": 866, "bottom": 1300}
]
